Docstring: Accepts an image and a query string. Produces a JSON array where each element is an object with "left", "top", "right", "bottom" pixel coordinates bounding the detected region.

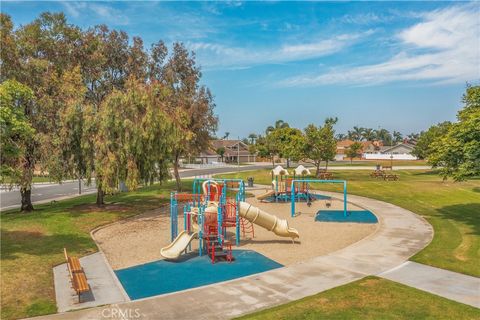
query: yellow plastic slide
[
  {"left": 160, "top": 230, "right": 198, "bottom": 259},
  {"left": 256, "top": 190, "right": 275, "bottom": 200},
  {"left": 238, "top": 201, "right": 299, "bottom": 240}
]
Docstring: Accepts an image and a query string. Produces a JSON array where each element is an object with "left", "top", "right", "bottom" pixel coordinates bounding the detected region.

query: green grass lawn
[
  {"left": 236, "top": 276, "right": 480, "bottom": 320},
  {"left": 326, "top": 159, "right": 428, "bottom": 167},
  {"left": 217, "top": 169, "right": 480, "bottom": 276},
  {"left": 0, "top": 181, "right": 191, "bottom": 320}
]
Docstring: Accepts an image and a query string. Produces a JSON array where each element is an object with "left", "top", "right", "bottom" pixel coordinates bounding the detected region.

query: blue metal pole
[
  {"left": 236, "top": 193, "right": 240, "bottom": 246},
  {"left": 343, "top": 181, "right": 347, "bottom": 217},
  {"left": 290, "top": 180, "right": 295, "bottom": 217},
  {"left": 170, "top": 192, "right": 174, "bottom": 242},
  {"left": 199, "top": 205, "right": 204, "bottom": 256}
]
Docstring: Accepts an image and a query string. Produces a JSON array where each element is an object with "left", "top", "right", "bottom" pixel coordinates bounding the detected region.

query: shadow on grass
[
  {"left": 436, "top": 203, "right": 480, "bottom": 236},
  {"left": 0, "top": 229, "right": 94, "bottom": 260}
]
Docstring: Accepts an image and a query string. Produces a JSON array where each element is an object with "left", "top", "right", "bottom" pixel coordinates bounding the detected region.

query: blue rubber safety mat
[
  {"left": 262, "top": 193, "right": 330, "bottom": 203},
  {"left": 115, "top": 250, "right": 283, "bottom": 300},
  {"left": 315, "top": 210, "right": 378, "bottom": 223}
]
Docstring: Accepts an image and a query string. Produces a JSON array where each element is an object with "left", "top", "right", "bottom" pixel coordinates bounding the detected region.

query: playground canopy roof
[
  {"left": 272, "top": 165, "right": 289, "bottom": 176},
  {"left": 294, "top": 165, "right": 311, "bottom": 176}
]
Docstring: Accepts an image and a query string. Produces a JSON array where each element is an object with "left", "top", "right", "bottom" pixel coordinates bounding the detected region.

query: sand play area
[{"left": 93, "top": 188, "right": 378, "bottom": 269}]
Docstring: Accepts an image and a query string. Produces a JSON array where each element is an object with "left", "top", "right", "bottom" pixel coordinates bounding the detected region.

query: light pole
[
  {"left": 390, "top": 154, "right": 393, "bottom": 170},
  {"left": 237, "top": 136, "right": 240, "bottom": 170}
]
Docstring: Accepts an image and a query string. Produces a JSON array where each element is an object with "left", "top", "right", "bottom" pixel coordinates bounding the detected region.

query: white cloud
[
  {"left": 188, "top": 30, "right": 374, "bottom": 69},
  {"left": 61, "top": 1, "right": 130, "bottom": 25},
  {"left": 278, "top": 4, "right": 479, "bottom": 87}
]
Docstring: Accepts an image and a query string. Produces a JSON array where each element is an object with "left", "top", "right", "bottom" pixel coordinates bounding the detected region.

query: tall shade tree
[
  {"left": 412, "top": 121, "right": 452, "bottom": 160},
  {"left": 429, "top": 85, "right": 480, "bottom": 181},
  {"left": 303, "top": 118, "right": 338, "bottom": 175},
  {"left": 0, "top": 80, "right": 36, "bottom": 210},
  {"left": 94, "top": 79, "right": 172, "bottom": 198},
  {"left": 267, "top": 127, "right": 304, "bottom": 168},
  {"left": 162, "top": 43, "right": 218, "bottom": 190}
]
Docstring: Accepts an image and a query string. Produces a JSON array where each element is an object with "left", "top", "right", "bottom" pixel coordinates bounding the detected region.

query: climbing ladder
[{"left": 204, "top": 225, "right": 233, "bottom": 264}]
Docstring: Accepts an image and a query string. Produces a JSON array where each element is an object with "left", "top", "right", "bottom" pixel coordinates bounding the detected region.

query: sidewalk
[{"left": 380, "top": 261, "right": 480, "bottom": 308}]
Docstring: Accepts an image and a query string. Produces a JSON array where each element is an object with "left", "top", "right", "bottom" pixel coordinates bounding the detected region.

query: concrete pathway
[
  {"left": 380, "top": 261, "right": 480, "bottom": 308},
  {"left": 53, "top": 252, "right": 128, "bottom": 312},
  {"left": 31, "top": 192, "right": 438, "bottom": 320}
]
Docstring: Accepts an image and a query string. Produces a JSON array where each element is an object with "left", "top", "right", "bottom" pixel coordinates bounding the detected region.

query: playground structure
[
  {"left": 161, "top": 178, "right": 299, "bottom": 263},
  {"left": 257, "top": 165, "right": 318, "bottom": 203},
  {"left": 253, "top": 164, "right": 349, "bottom": 219}
]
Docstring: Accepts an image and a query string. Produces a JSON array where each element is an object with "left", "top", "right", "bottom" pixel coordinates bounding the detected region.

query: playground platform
[{"left": 116, "top": 250, "right": 282, "bottom": 300}]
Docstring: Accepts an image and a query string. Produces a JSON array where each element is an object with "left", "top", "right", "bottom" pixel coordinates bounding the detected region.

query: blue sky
[{"left": 2, "top": 1, "right": 479, "bottom": 138}]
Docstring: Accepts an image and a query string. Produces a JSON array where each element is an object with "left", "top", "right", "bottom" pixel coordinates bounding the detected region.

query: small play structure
[
  {"left": 255, "top": 165, "right": 377, "bottom": 223},
  {"left": 257, "top": 165, "right": 329, "bottom": 203},
  {"left": 161, "top": 178, "right": 299, "bottom": 264}
]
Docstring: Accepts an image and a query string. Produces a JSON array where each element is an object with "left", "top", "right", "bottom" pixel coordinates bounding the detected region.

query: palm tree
[
  {"left": 362, "top": 128, "right": 376, "bottom": 141},
  {"left": 266, "top": 119, "right": 289, "bottom": 135},
  {"left": 375, "top": 128, "right": 393, "bottom": 146},
  {"left": 223, "top": 132, "right": 230, "bottom": 140},
  {"left": 393, "top": 131, "right": 403, "bottom": 144},
  {"left": 248, "top": 133, "right": 258, "bottom": 144},
  {"left": 336, "top": 133, "right": 347, "bottom": 141}
]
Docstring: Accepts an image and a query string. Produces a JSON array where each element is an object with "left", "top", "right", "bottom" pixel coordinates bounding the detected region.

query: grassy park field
[
  {"left": 1, "top": 169, "right": 479, "bottom": 319},
  {"left": 0, "top": 181, "right": 190, "bottom": 319},
  {"left": 236, "top": 276, "right": 480, "bottom": 320},
  {"left": 217, "top": 169, "right": 480, "bottom": 276}
]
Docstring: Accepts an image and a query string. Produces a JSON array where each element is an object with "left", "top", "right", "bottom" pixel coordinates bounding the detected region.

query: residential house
[
  {"left": 363, "top": 143, "right": 417, "bottom": 160},
  {"left": 194, "top": 140, "right": 255, "bottom": 164},
  {"left": 335, "top": 140, "right": 383, "bottom": 161}
]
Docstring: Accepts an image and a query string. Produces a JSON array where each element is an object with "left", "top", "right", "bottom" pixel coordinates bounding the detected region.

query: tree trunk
[
  {"left": 271, "top": 155, "right": 275, "bottom": 168},
  {"left": 96, "top": 187, "right": 104, "bottom": 206},
  {"left": 173, "top": 153, "right": 182, "bottom": 191},
  {"left": 20, "top": 187, "right": 34, "bottom": 212},
  {"left": 286, "top": 158, "right": 290, "bottom": 168},
  {"left": 325, "top": 160, "right": 329, "bottom": 172},
  {"left": 316, "top": 161, "right": 321, "bottom": 177}
]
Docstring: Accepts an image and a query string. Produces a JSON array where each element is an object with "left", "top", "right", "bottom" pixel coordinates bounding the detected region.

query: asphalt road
[{"left": 0, "top": 165, "right": 271, "bottom": 211}]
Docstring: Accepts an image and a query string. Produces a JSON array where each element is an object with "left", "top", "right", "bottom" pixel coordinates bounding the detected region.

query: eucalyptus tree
[
  {"left": 0, "top": 81, "right": 36, "bottom": 210},
  {"left": 0, "top": 13, "right": 87, "bottom": 210},
  {"left": 94, "top": 79, "right": 173, "bottom": 197},
  {"left": 160, "top": 43, "right": 218, "bottom": 190}
]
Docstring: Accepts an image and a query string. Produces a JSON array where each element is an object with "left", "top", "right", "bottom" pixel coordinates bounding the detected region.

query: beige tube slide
[{"left": 238, "top": 201, "right": 299, "bottom": 239}]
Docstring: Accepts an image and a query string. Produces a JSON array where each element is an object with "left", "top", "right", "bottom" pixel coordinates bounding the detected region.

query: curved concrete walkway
[{"left": 32, "top": 192, "right": 434, "bottom": 320}]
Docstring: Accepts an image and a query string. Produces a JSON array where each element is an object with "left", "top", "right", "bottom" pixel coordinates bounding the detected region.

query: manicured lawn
[
  {"left": 235, "top": 276, "right": 480, "bottom": 320},
  {"left": 217, "top": 169, "right": 480, "bottom": 276},
  {"left": 0, "top": 181, "right": 191, "bottom": 320},
  {"left": 327, "top": 159, "right": 428, "bottom": 166}
]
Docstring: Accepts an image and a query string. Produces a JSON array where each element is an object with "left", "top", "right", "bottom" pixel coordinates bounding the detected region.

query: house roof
[
  {"left": 211, "top": 139, "right": 248, "bottom": 149},
  {"left": 381, "top": 143, "right": 415, "bottom": 153}
]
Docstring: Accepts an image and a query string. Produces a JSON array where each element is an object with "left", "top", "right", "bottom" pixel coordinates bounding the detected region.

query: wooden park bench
[
  {"left": 64, "top": 248, "right": 90, "bottom": 302},
  {"left": 318, "top": 172, "right": 334, "bottom": 180}
]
